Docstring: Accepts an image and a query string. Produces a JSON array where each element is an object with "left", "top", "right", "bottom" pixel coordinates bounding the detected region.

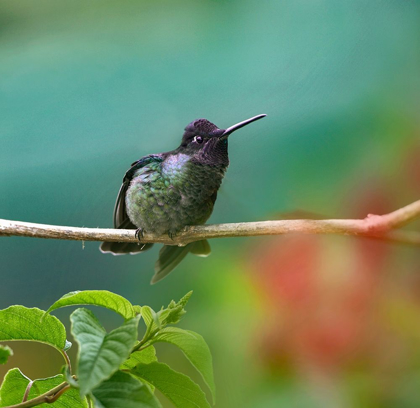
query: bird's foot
[
  {"left": 135, "top": 228, "right": 147, "bottom": 250},
  {"left": 167, "top": 230, "right": 179, "bottom": 241},
  {"left": 135, "top": 228, "right": 145, "bottom": 242}
]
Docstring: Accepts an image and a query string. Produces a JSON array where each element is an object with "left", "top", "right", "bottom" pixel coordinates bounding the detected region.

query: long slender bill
[{"left": 221, "top": 114, "right": 267, "bottom": 138}]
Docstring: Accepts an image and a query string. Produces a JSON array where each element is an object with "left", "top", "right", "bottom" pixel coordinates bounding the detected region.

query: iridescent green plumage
[{"left": 100, "top": 114, "right": 266, "bottom": 283}]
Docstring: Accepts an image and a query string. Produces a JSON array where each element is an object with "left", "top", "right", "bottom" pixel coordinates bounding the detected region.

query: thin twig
[
  {"left": 22, "top": 381, "right": 33, "bottom": 402},
  {"left": 44, "top": 385, "right": 71, "bottom": 404},
  {"left": 62, "top": 350, "right": 72, "bottom": 376},
  {"left": 3, "top": 382, "right": 69, "bottom": 408},
  {"left": 1, "top": 200, "right": 420, "bottom": 246}
]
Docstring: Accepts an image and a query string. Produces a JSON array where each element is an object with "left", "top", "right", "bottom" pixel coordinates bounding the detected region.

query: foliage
[
  {"left": 0, "top": 291, "right": 214, "bottom": 408},
  {"left": 0, "top": 347, "right": 13, "bottom": 366}
]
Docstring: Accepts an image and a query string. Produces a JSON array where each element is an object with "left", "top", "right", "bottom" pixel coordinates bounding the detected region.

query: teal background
[{"left": 1, "top": 1, "right": 420, "bottom": 407}]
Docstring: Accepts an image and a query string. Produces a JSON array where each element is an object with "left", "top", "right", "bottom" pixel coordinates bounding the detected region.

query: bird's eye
[{"left": 193, "top": 136, "right": 203, "bottom": 144}]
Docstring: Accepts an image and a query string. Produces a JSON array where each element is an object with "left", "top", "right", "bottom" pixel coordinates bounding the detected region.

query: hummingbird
[{"left": 100, "top": 114, "right": 266, "bottom": 283}]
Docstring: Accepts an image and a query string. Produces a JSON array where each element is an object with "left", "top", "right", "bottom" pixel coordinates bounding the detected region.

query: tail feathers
[
  {"left": 100, "top": 241, "right": 154, "bottom": 255},
  {"left": 151, "top": 240, "right": 211, "bottom": 284},
  {"left": 189, "top": 239, "right": 211, "bottom": 257}
]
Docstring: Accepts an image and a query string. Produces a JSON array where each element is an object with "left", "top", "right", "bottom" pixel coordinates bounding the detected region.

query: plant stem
[
  {"left": 62, "top": 350, "right": 72, "bottom": 375},
  {"left": 3, "top": 382, "right": 70, "bottom": 408},
  {"left": 131, "top": 330, "right": 158, "bottom": 353},
  {"left": 21, "top": 381, "right": 33, "bottom": 402}
]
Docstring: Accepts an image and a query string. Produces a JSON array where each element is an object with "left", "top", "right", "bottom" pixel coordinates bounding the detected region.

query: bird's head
[{"left": 178, "top": 114, "right": 266, "bottom": 166}]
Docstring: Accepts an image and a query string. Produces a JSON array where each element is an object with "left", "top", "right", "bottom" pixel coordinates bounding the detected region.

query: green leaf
[
  {"left": 158, "top": 306, "right": 185, "bottom": 327},
  {"left": 0, "top": 368, "right": 30, "bottom": 407},
  {"left": 0, "top": 306, "right": 67, "bottom": 353},
  {"left": 120, "top": 345, "right": 157, "bottom": 370},
  {"left": 141, "top": 292, "right": 193, "bottom": 335},
  {"left": 121, "top": 346, "right": 157, "bottom": 392},
  {"left": 133, "top": 305, "right": 142, "bottom": 315},
  {"left": 0, "top": 345, "right": 13, "bottom": 365},
  {"left": 177, "top": 291, "right": 193, "bottom": 308},
  {"left": 141, "top": 306, "right": 160, "bottom": 333},
  {"left": 159, "top": 291, "right": 192, "bottom": 326},
  {"left": 0, "top": 369, "right": 87, "bottom": 408},
  {"left": 46, "top": 290, "right": 136, "bottom": 320},
  {"left": 149, "top": 327, "right": 215, "bottom": 403},
  {"left": 92, "top": 371, "right": 161, "bottom": 408},
  {"left": 70, "top": 308, "right": 139, "bottom": 396},
  {"left": 131, "top": 362, "right": 211, "bottom": 408}
]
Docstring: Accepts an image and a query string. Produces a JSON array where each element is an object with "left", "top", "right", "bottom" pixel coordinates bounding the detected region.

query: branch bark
[{"left": 1, "top": 200, "right": 420, "bottom": 246}]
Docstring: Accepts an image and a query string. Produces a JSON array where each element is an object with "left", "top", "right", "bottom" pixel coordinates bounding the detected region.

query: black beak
[{"left": 220, "top": 114, "right": 267, "bottom": 138}]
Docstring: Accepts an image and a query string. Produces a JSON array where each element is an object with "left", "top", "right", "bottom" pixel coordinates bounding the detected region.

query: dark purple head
[
  {"left": 179, "top": 114, "right": 266, "bottom": 166},
  {"left": 181, "top": 119, "right": 224, "bottom": 146}
]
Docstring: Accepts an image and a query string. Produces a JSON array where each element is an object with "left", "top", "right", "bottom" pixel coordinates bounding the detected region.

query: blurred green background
[{"left": 1, "top": 0, "right": 420, "bottom": 406}]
